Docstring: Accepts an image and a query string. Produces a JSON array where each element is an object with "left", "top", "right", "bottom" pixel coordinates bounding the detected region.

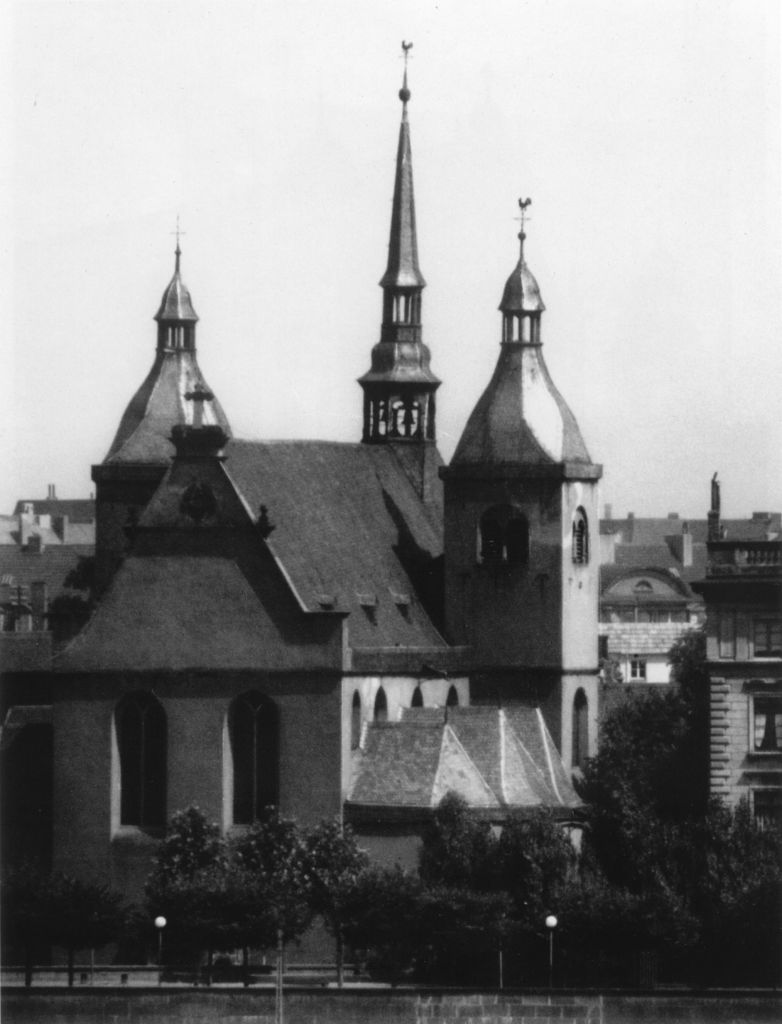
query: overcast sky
[{"left": 2, "top": 0, "right": 779, "bottom": 519}]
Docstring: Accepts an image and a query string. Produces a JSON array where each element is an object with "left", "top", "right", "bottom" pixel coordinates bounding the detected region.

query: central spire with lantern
[{"left": 359, "top": 42, "right": 440, "bottom": 446}]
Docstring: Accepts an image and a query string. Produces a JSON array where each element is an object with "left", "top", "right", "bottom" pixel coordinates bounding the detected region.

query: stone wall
[{"left": 3, "top": 988, "right": 781, "bottom": 1024}]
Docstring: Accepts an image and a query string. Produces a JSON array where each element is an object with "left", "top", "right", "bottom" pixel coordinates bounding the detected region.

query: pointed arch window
[
  {"left": 411, "top": 686, "right": 423, "bottom": 708},
  {"left": 572, "top": 689, "right": 589, "bottom": 770},
  {"left": 116, "top": 692, "right": 167, "bottom": 828},
  {"left": 351, "top": 691, "right": 362, "bottom": 750},
  {"left": 446, "top": 685, "right": 459, "bottom": 708},
  {"left": 374, "top": 687, "right": 388, "bottom": 723},
  {"left": 572, "top": 507, "right": 589, "bottom": 565},
  {"left": 229, "top": 692, "right": 279, "bottom": 825}
]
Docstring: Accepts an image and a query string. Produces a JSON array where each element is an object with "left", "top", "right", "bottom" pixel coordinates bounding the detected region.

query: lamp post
[
  {"left": 154, "top": 916, "right": 167, "bottom": 984},
  {"left": 545, "top": 914, "right": 558, "bottom": 988}
]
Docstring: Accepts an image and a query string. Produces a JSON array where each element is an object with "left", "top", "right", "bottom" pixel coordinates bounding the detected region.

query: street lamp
[
  {"left": 545, "top": 914, "right": 558, "bottom": 988},
  {"left": 154, "top": 916, "right": 167, "bottom": 983}
]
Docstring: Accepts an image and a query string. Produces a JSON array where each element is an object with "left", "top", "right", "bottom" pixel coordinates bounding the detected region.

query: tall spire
[
  {"left": 359, "top": 43, "right": 439, "bottom": 448},
  {"left": 380, "top": 41, "right": 425, "bottom": 290}
]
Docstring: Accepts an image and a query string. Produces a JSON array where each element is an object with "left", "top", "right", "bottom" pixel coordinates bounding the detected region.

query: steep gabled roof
[
  {"left": 56, "top": 554, "right": 344, "bottom": 673},
  {"left": 225, "top": 440, "right": 446, "bottom": 650}
]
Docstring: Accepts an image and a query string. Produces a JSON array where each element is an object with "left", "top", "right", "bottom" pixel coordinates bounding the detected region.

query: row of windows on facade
[
  {"left": 477, "top": 506, "right": 589, "bottom": 568},
  {"left": 117, "top": 685, "right": 462, "bottom": 829},
  {"left": 350, "top": 684, "right": 460, "bottom": 749},
  {"left": 718, "top": 616, "right": 782, "bottom": 659}
]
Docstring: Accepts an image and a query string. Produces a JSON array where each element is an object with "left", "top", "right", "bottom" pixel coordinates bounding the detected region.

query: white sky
[{"left": 1, "top": 0, "right": 780, "bottom": 519}]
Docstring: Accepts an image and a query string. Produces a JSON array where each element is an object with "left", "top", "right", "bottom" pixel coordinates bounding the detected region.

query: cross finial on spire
[
  {"left": 399, "top": 41, "right": 413, "bottom": 109},
  {"left": 516, "top": 197, "right": 532, "bottom": 260}
]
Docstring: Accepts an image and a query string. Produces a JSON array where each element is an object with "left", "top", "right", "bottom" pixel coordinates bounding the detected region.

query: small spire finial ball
[{"left": 399, "top": 85, "right": 411, "bottom": 103}]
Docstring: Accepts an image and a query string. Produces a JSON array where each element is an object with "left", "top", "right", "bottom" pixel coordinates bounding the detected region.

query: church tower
[
  {"left": 359, "top": 44, "right": 441, "bottom": 501},
  {"left": 441, "top": 202, "right": 602, "bottom": 770},
  {"left": 92, "top": 241, "right": 231, "bottom": 593}
]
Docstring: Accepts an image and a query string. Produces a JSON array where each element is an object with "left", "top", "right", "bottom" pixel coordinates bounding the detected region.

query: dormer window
[
  {"left": 572, "top": 507, "right": 589, "bottom": 565},
  {"left": 478, "top": 505, "right": 529, "bottom": 568}
]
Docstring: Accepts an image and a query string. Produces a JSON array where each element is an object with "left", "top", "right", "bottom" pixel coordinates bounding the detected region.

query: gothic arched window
[
  {"left": 572, "top": 508, "right": 589, "bottom": 565},
  {"left": 446, "top": 685, "right": 459, "bottom": 708},
  {"left": 572, "top": 689, "right": 589, "bottom": 771},
  {"left": 351, "top": 691, "right": 362, "bottom": 750},
  {"left": 411, "top": 686, "right": 423, "bottom": 708},
  {"left": 116, "top": 692, "right": 167, "bottom": 828},
  {"left": 229, "top": 692, "right": 279, "bottom": 825},
  {"left": 374, "top": 687, "right": 388, "bottom": 723}
]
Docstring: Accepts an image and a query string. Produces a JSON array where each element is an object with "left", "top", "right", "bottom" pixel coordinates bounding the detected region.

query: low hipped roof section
[{"left": 347, "top": 705, "right": 579, "bottom": 816}]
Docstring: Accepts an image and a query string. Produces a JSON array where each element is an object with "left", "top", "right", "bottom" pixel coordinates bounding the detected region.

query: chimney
[
  {"left": 47, "top": 484, "right": 56, "bottom": 500},
  {"left": 604, "top": 503, "right": 613, "bottom": 521},
  {"left": 626, "top": 512, "right": 635, "bottom": 542},
  {"left": 667, "top": 521, "right": 693, "bottom": 567},
  {"left": 18, "top": 504, "right": 35, "bottom": 546},
  {"left": 31, "top": 581, "right": 48, "bottom": 631},
  {"left": 27, "top": 534, "right": 44, "bottom": 554},
  {"left": 667, "top": 512, "right": 679, "bottom": 520}
]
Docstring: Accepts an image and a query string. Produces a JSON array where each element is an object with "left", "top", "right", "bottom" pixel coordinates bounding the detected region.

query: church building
[{"left": 3, "top": 53, "right": 601, "bottom": 899}]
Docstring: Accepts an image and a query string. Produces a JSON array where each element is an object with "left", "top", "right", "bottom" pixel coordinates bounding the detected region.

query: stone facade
[{"left": 694, "top": 538, "right": 782, "bottom": 826}]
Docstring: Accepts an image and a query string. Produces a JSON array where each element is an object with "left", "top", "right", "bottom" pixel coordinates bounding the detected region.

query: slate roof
[
  {"left": 0, "top": 545, "right": 93, "bottom": 598},
  {"left": 0, "top": 518, "right": 94, "bottom": 547},
  {"left": 600, "top": 621, "right": 698, "bottom": 657},
  {"left": 57, "top": 555, "right": 341, "bottom": 673},
  {"left": 451, "top": 344, "right": 594, "bottom": 468},
  {"left": 348, "top": 706, "right": 579, "bottom": 814},
  {"left": 12, "top": 499, "right": 95, "bottom": 523},
  {"left": 608, "top": 545, "right": 708, "bottom": 588},
  {"left": 600, "top": 564, "right": 698, "bottom": 599},
  {"left": 225, "top": 440, "right": 446, "bottom": 651},
  {"left": 600, "top": 515, "right": 781, "bottom": 544},
  {"left": 105, "top": 351, "right": 231, "bottom": 464}
]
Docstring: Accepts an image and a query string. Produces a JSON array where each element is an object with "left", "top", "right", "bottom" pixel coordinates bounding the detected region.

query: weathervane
[
  {"left": 399, "top": 41, "right": 413, "bottom": 108},
  {"left": 516, "top": 197, "right": 532, "bottom": 258}
]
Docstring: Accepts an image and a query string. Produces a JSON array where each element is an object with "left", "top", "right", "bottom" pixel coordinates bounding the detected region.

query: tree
[
  {"left": 1, "top": 867, "right": 126, "bottom": 987},
  {"left": 341, "top": 865, "right": 424, "bottom": 984},
  {"left": 2, "top": 866, "right": 55, "bottom": 987},
  {"left": 578, "top": 688, "right": 702, "bottom": 889},
  {"left": 494, "top": 810, "right": 576, "bottom": 929},
  {"left": 230, "top": 809, "right": 313, "bottom": 989},
  {"left": 419, "top": 791, "right": 496, "bottom": 890},
  {"left": 49, "top": 876, "right": 126, "bottom": 987},
  {"left": 145, "top": 806, "right": 233, "bottom": 978},
  {"left": 304, "top": 819, "right": 369, "bottom": 986}
]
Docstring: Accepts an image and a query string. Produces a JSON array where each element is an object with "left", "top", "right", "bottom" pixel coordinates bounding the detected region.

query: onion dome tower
[
  {"left": 92, "top": 241, "right": 231, "bottom": 593},
  {"left": 359, "top": 43, "right": 440, "bottom": 457},
  {"left": 441, "top": 201, "right": 602, "bottom": 772}
]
